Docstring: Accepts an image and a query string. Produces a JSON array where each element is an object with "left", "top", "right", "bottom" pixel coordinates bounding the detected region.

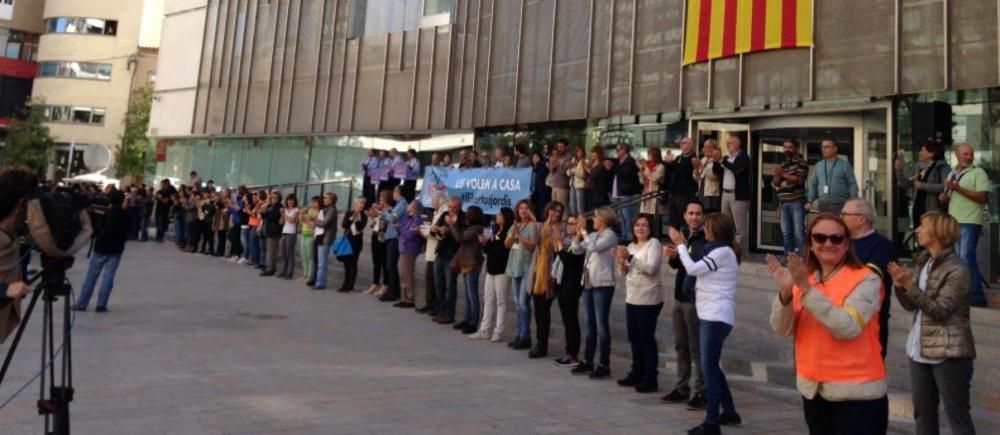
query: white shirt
[
  {"left": 907, "top": 259, "right": 945, "bottom": 364},
  {"left": 624, "top": 239, "right": 664, "bottom": 305},
  {"left": 722, "top": 153, "right": 737, "bottom": 190},
  {"left": 314, "top": 210, "right": 326, "bottom": 236},
  {"left": 282, "top": 207, "right": 299, "bottom": 234},
  {"left": 677, "top": 243, "right": 739, "bottom": 325}
]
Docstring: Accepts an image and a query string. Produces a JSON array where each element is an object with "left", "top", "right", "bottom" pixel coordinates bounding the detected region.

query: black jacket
[
  {"left": 433, "top": 211, "right": 464, "bottom": 259},
  {"left": 667, "top": 225, "right": 706, "bottom": 303},
  {"left": 483, "top": 223, "right": 512, "bottom": 275},
  {"left": 668, "top": 152, "right": 700, "bottom": 197},
  {"left": 556, "top": 241, "right": 585, "bottom": 292},
  {"left": 720, "top": 151, "right": 752, "bottom": 201},
  {"left": 261, "top": 204, "right": 282, "bottom": 238},
  {"left": 341, "top": 210, "right": 366, "bottom": 248},
  {"left": 94, "top": 206, "right": 133, "bottom": 256},
  {"left": 614, "top": 155, "right": 642, "bottom": 197}
]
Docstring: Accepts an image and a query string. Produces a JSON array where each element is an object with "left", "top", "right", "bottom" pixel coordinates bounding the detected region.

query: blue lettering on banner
[{"left": 418, "top": 167, "right": 532, "bottom": 214}]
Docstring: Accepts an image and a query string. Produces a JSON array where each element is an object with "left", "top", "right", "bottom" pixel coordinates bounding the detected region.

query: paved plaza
[{"left": 0, "top": 242, "right": 823, "bottom": 434}]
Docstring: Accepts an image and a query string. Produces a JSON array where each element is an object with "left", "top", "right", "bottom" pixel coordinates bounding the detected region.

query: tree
[
  {"left": 1, "top": 101, "right": 55, "bottom": 175},
  {"left": 115, "top": 86, "right": 153, "bottom": 180}
]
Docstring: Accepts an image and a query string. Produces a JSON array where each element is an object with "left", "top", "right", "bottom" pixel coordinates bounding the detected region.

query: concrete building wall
[
  {"left": 165, "top": 0, "right": 1000, "bottom": 140},
  {"left": 34, "top": 0, "right": 154, "bottom": 172},
  {"left": 1, "top": 0, "right": 45, "bottom": 34},
  {"left": 148, "top": 0, "right": 205, "bottom": 138}
]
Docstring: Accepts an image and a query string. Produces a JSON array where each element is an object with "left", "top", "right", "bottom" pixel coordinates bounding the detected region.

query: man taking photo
[{"left": 0, "top": 168, "right": 38, "bottom": 341}]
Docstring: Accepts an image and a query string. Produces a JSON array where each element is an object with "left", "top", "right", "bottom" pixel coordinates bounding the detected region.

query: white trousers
[{"left": 479, "top": 273, "right": 511, "bottom": 338}]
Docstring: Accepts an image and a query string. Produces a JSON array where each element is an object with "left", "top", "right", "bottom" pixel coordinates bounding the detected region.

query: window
[
  {"left": 38, "top": 105, "right": 106, "bottom": 125},
  {"left": 0, "top": 28, "right": 38, "bottom": 61},
  {"left": 38, "top": 61, "right": 112, "bottom": 80},
  {"left": 44, "top": 17, "right": 118, "bottom": 36},
  {"left": 348, "top": 0, "right": 454, "bottom": 38}
]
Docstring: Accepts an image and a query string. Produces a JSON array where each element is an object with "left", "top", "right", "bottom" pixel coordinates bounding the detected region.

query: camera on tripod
[{"left": 0, "top": 178, "right": 94, "bottom": 435}]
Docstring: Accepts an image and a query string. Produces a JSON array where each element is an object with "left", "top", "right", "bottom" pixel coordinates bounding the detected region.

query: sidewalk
[{"left": 0, "top": 241, "right": 816, "bottom": 434}]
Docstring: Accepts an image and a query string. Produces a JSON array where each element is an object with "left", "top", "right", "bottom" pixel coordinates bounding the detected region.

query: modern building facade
[
  {"left": 150, "top": 0, "right": 998, "bottom": 273},
  {"left": 33, "top": 0, "right": 161, "bottom": 179},
  {"left": 0, "top": 0, "right": 43, "bottom": 130}
]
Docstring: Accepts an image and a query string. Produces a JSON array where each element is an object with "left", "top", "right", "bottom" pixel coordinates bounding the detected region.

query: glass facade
[
  {"left": 38, "top": 61, "right": 112, "bottom": 80},
  {"left": 349, "top": 0, "right": 455, "bottom": 38},
  {"left": 44, "top": 17, "right": 119, "bottom": 36}
]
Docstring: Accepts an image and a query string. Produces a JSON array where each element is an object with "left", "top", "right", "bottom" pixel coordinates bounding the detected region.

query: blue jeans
[
  {"left": 617, "top": 203, "right": 635, "bottom": 242},
  {"left": 463, "top": 271, "right": 481, "bottom": 326},
  {"left": 434, "top": 255, "right": 459, "bottom": 318},
  {"left": 780, "top": 201, "right": 806, "bottom": 256},
  {"left": 173, "top": 216, "right": 186, "bottom": 244},
  {"left": 315, "top": 243, "right": 332, "bottom": 289},
  {"left": 511, "top": 276, "right": 532, "bottom": 341},
  {"left": 385, "top": 238, "right": 401, "bottom": 298},
  {"left": 958, "top": 224, "right": 986, "bottom": 305},
  {"left": 257, "top": 234, "right": 268, "bottom": 268},
  {"left": 247, "top": 231, "right": 260, "bottom": 264},
  {"left": 75, "top": 253, "right": 122, "bottom": 309},
  {"left": 700, "top": 320, "right": 736, "bottom": 425},
  {"left": 583, "top": 286, "right": 615, "bottom": 367},
  {"left": 241, "top": 227, "right": 252, "bottom": 259}
]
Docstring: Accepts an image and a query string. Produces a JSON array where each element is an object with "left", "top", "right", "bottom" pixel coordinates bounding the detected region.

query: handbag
[{"left": 333, "top": 235, "right": 354, "bottom": 260}]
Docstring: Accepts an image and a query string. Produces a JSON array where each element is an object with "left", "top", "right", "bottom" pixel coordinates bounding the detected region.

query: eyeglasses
[
  {"left": 840, "top": 212, "right": 863, "bottom": 218},
  {"left": 810, "top": 233, "right": 847, "bottom": 246}
]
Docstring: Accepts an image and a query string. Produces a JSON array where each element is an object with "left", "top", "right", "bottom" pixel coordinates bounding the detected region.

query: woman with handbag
[
  {"left": 449, "top": 206, "right": 485, "bottom": 334},
  {"left": 337, "top": 197, "right": 367, "bottom": 292},
  {"left": 311, "top": 192, "right": 338, "bottom": 290},
  {"left": 396, "top": 200, "right": 424, "bottom": 307},
  {"left": 470, "top": 206, "right": 514, "bottom": 342},
  {"left": 616, "top": 214, "right": 664, "bottom": 393},
  {"left": 365, "top": 191, "right": 391, "bottom": 296},
  {"left": 505, "top": 199, "right": 539, "bottom": 350},
  {"left": 529, "top": 201, "right": 565, "bottom": 359}
]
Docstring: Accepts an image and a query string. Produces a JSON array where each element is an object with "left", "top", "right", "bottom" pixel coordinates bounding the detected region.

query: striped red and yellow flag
[{"left": 683, "top": 0, "right": 813, "bottom": 65}]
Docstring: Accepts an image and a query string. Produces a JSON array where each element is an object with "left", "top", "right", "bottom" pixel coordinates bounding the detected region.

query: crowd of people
[{"left": 21, "top": 135, "right": 987, "bottom": 435}]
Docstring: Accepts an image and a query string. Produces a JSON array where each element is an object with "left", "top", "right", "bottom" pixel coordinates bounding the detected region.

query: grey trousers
[
  {"left": 721, "top": 193, "right": 749, "bottom": 254},
  {"left": 279, "top": 234, "right": 297, "bottom": 277},
  {"left": 266, "top": 237, "right": 280, "bottom": 273},
  {"left": 673, "top": 301, "right": 705, "bottom": 396},
  {"left": 910, "top": 358, "right": 976, "bottom": 435}
]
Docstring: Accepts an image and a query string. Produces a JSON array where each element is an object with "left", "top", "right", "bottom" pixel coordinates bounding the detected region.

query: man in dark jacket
[
  {"left": 662, "top": 200, "right": 707, "bottom": 409},
  {"left": 613, "top": 144, "right": 641, "bottom": 241},
  {"left": 666, "top": 137, "right": 700, "bottom": 228},
  {"left": 431, "top": 197, "right": 464, "bottom": 324},
  {"left": 73, "top": 189, "right": 133, "bottom": 312},
  {"left": 720, "top": 136, "right": 751, "bottom": 253},
  {"left": 154, "top": 180, "right": 176, "bottom": 243},
  {"left": 843, "top": 198, "right": 897, "bottom": 359}
]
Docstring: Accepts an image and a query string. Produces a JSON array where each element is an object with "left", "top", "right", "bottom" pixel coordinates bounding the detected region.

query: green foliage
[
  {"left": 1, "top": 101, "right": 55, "bottom": 174},
  {"left": 115, "top": 86, "right": 153, "bottom": 180}
]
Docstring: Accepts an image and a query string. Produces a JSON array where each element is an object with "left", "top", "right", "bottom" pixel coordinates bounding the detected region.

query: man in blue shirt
[
  {"left": 403, "top": 149, "right": 421, "bottom": 202},
  {"left": 807, "top": 139, "right": 858, "bottom": 214}
]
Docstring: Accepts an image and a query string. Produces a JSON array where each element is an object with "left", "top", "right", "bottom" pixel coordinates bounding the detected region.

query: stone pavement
[{"left": 0, "top": 241, "right": 812, "bottom": 434}]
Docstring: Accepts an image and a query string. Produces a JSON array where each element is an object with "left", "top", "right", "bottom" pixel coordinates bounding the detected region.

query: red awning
[{"left": 0, "top": 58, "right": 39, "bottom": 79}]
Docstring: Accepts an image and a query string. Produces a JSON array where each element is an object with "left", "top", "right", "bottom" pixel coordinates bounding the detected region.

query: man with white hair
[
  {"left": 939, "top": 143, "right": 991, "bottom": 307},
  {"left": 841, "top": 198, "right": 897, "bottom": 359}
]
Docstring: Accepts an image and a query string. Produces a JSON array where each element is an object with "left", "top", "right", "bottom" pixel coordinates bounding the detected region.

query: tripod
[{"left": 0, "top": 256, "right": 75, "bottom": 435}]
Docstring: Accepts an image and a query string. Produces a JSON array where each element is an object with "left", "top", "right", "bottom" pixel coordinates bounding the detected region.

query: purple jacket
[{"left": 398, "top": 215, "right": 425, "bottom": 255}]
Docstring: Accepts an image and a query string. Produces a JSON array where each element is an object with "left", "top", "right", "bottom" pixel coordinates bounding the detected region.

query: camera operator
[
  {"left": 0, "top": 169, "right": 37, "bottom": 340},
  {"left": 72, "top": 188, "right": 133, "bottom": 313}
]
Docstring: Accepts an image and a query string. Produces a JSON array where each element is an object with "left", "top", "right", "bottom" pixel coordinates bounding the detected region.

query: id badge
[{"left": 823, "top": 185, "right": 830, "bottom": 194}]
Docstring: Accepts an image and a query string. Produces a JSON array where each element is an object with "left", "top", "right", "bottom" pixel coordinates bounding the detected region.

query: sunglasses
[{"left": 810, "top": 233, "right": 847, "bottom": 246}]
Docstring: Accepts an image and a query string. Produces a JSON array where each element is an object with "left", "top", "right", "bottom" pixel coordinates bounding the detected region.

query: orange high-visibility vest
[{"left": 792, "top": 266, "right": 886, "bottom": 383}]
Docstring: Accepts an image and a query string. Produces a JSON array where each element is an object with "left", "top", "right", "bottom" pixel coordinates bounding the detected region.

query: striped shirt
[{"left": 774, "top": 154, "right": 809, "bottom": 204}]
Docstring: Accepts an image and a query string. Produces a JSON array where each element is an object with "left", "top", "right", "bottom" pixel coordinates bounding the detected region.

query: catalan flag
[{"left": 683, "top": 0, "right": 813, "bottom": 65}]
